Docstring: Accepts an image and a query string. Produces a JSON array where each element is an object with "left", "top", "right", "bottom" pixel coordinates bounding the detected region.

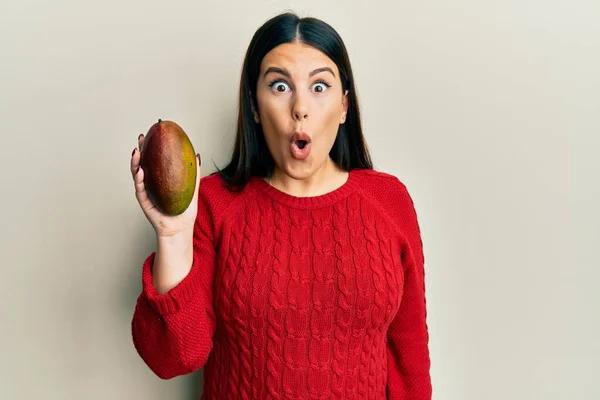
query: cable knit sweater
[{"left": 131, "top": 168, "right": 432, "bottom": 399}]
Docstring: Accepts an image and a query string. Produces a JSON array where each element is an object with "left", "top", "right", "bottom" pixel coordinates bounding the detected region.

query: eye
[
  {"left": 312, "top": 80, "right": 331, "bottom": 93},
  {"left": 268, "top": 80, "right": 290, "bottom": 93}
]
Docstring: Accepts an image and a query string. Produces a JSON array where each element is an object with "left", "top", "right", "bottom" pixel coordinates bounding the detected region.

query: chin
[{"left": 280, "top": 158, "right": 319, "bottom": 180}]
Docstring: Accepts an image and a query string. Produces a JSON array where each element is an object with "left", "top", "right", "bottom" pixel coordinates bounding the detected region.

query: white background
[{"left": 1, "top": 0, "right": 598, "bottom": 398}]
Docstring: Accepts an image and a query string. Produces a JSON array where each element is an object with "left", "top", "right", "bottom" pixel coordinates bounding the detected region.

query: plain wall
[{"left": 1, "top": 0, "right": 598, "bottom": 399}]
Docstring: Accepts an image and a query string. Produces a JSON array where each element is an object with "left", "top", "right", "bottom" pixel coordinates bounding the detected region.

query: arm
[
  {"left": 131, "top": 192, "right": 217, "bottom": 379},
  {"left": 386, "top": 182, "right": 432, "bottom": 399}
]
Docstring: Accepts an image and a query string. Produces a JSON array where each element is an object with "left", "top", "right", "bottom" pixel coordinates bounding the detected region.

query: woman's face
[{"left": 254, "top": 41, "right": 348, "bottom": 180}]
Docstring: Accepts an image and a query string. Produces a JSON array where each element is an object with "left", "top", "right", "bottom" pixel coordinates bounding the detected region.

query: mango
[{"left": 139, "top": 119, "right": 197, "bottom": 216}]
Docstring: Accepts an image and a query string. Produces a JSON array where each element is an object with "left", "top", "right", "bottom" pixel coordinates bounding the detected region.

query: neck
[{"left": 268, "top": 159, "right": 348, "bottom": 197}]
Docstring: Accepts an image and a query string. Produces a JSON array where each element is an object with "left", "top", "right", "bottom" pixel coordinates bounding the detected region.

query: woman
[{"left": 130, "top": 12, "right": 432, "bottom": 399}]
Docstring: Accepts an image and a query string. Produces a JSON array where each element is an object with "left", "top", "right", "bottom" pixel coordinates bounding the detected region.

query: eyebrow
[{"left": 263, "top": 66, "right": 336, "bottom": 79}]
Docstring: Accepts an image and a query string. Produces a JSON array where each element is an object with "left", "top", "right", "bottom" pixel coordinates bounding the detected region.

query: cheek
[
  {"left": 258, "top": 96, "right": 289, "bottom": 132},
  {"left": 315, "top": 94, "right": 342, "bottom": 117},
  {"left": 316, "top": 101, "right": 342, "bottom": 137}
]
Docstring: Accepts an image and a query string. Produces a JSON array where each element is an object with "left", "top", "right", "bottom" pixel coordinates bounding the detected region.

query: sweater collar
[{"left": 249, "top": 169, "right": 361, "bottom": 209}]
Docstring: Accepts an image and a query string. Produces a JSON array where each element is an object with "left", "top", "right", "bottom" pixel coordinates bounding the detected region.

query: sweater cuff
[{"left": 140, "top": 252, "right": 202, "bottom": 316}]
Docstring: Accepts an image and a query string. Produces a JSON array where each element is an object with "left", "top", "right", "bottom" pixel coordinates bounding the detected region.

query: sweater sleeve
[
  {"left": 386, "top": 181, "right": 432, "bottom": 399},
  {"left": 131, "top": 191, "right": 217, "bottom": 379}
]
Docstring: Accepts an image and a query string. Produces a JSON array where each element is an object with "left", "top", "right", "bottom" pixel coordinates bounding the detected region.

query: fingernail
[{"left": 138, "top": 134, "right": 143, "bottom": 140}]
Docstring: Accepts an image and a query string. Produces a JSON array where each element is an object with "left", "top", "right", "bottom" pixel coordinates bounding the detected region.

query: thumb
[
  {"left": 182, "top": 153, "right": 201, "bottom": 221},
  {"left": 191, "top": 153, "right": 201, "bottom": 204}
]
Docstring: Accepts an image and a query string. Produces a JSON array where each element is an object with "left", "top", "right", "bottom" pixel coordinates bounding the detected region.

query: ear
[
  {"left": 340, "top": 89, "right": 349, "bottom": 124},
  {"left": 250, "top": 92, "right": 260, "bottom": 124}
]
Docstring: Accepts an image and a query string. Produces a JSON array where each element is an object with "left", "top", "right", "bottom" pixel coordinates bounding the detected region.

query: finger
[
  {"left": 133, "top": 165, "right": 144, "bottom": 197},
  {"left": 130, "top": 147, "right": 140, "bottom": 178},
  {"left": 133, "top": 166, "right": 164, "bottom": 223},
  {"left": 182, "top": 154, "right": 202, "bottom": 220},
  {"left": 191, "top": 153, "right": 202, "bottom": 204},
  {"left": 133, "top": 166, "right": 153, "bottom": 210},
  {"left": 138, "top": 133, "right": 144, "bottom": 152}
]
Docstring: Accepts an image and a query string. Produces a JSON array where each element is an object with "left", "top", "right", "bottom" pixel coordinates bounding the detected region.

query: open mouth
[
  {"left": 295, "top": 139, "right": 308, "bottom": 149},
  {"left": 290, "top": 132, "right": 312, "bottom": 160}
]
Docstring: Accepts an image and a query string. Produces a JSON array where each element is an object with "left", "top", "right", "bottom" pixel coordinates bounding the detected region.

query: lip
[
  {"left": 290, "top": 131, "right": 312, "bottom": 160},
  {"left": 290, "top": 131, "right": 312, "bottom": 143}
]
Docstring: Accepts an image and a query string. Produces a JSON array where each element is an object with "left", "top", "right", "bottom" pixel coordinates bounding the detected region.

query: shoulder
[
  {"left": 198, "top": 172, "right": 242, "bottom": 204},
  {"left": 352, "top": 168, "right": 415, "bottom": 207},
  {"left": 196, "top": 172, "right": 254, "bottom": 230},
  {"left": 354, "top": 168, "right": 425, "bottom": 263},
  {"left": 352, "top": 168, "right": 421, "bottom": 235}
]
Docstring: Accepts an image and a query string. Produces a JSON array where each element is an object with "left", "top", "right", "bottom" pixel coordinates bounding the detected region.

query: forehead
[{"left": 260, "top": 42, "right": 339, "bottom": 76}]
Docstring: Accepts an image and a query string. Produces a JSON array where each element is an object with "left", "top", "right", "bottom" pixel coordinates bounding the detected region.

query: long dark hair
[{"left": 217, "top": 12, "right": 373, "bottom": 190}]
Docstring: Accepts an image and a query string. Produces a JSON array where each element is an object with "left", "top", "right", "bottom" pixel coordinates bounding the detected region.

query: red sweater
[{"left": 131, "top": 168, "right": 432, "bottom": 399}]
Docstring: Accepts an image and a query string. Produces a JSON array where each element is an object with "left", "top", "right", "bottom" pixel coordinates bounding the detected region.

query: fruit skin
[{"left": 139, "top": 119, "right": 197, "bottom": 216}]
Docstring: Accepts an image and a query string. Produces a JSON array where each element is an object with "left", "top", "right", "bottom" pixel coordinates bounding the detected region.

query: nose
[
  {"left": 292, "top": 93, "right": 309, "bottom": 121},
  {"left": 294, "top": 110, "right": 308, "bottom": 120}
]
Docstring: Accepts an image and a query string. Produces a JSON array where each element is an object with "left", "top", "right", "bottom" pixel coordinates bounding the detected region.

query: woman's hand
[{"left": 130, "top": 133, "right": 201, "bottom": 243}]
